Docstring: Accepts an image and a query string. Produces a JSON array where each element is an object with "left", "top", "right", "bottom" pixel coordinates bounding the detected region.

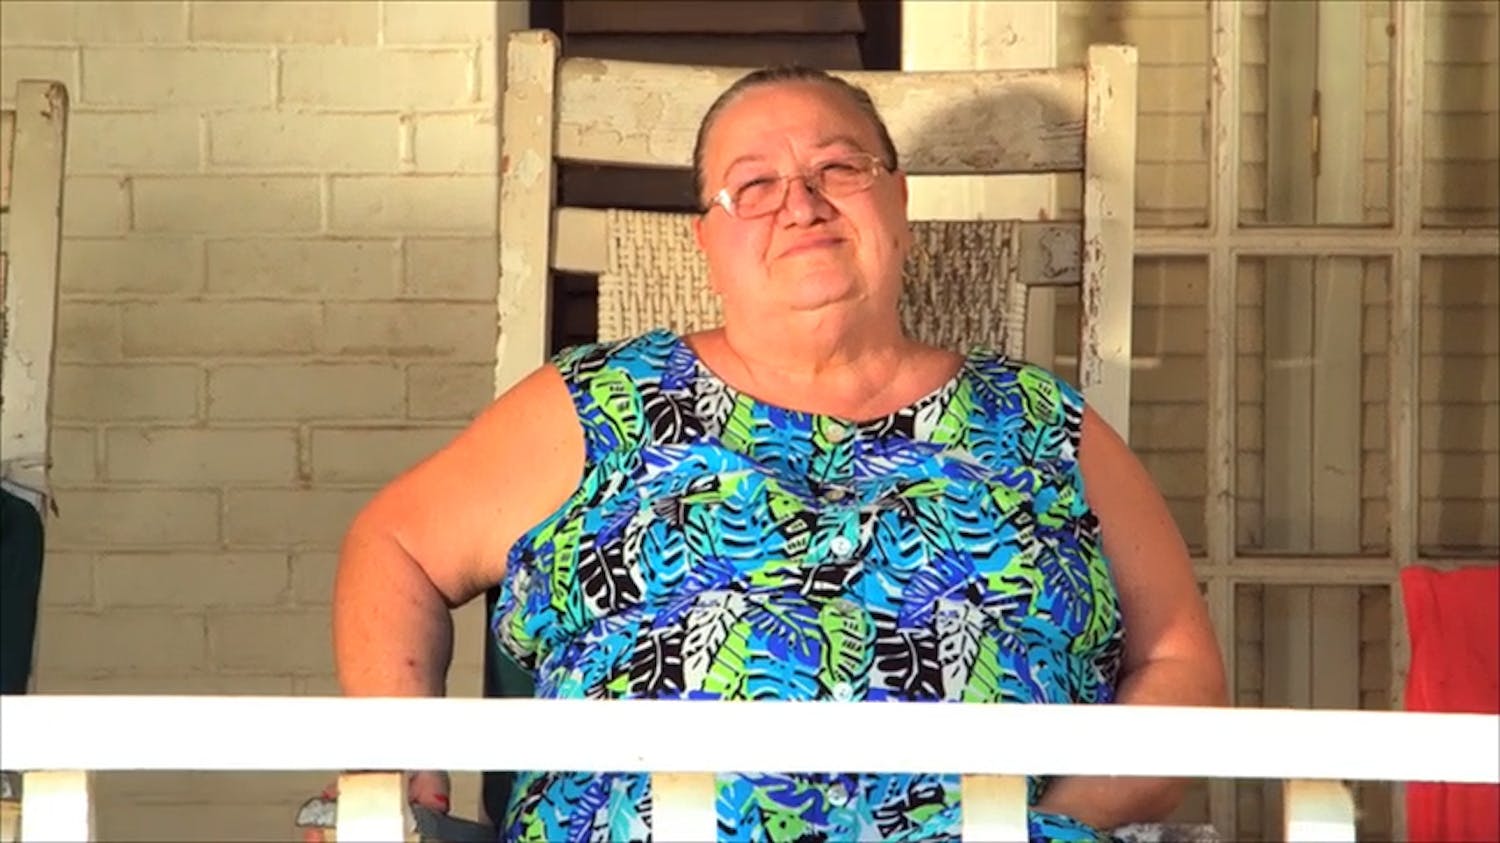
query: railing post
[
  {"left": 651, "top": 772, "right": 716, "bottom": 842},
  {"left": 19, "top": 771, "right": 94, "bottom": 842},
  {"left": 1283, "top": 778, "right": 1356, "bottom": 842},
  {"left": 335, "top": 772, "right": 411, "bottom": 842},
  {"left": 961, "top": 774, "right": 1029, "bottom": 841}
]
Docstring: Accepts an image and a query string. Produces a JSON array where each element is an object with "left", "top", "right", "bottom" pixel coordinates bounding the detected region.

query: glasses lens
[
  {"left": 724, "top": 155, "right": 881, "bottom": 218},
  {"left": 731, "top": 177, "right": 783, "bottom": 218},
  {"left": 815, "top": 156, "right": 877, "bottom": 196}
]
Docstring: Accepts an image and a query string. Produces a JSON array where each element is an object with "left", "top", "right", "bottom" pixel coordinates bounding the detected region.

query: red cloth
[{"left": 1401, "top": 565, "right": 1500, "bottom": 842}]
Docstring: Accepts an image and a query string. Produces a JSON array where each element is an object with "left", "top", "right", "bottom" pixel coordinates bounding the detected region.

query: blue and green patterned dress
[{"left": 493, "top": 329, "right": 1124, "bottom": 842}]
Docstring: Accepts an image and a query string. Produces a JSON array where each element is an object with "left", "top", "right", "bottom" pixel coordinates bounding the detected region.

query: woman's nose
[{"left": 780, "top": 174, "right": 830, "bottom": 222}]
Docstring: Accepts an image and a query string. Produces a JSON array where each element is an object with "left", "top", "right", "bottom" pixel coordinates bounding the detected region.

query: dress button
[
  {"left": 822, "top": 487, "right": 848, "bottom": 504},
  {"left": 825, "top": 424, "right": 847, "bottom": 443},
  {"left": 829, "top": 535, "right": 855, "bottom": 558},
  {"left": 826, "top": 783, "right": 851, "bottom": 807},
  {"left": 832, "top": 681, "right": 855, "bottom": 702}
]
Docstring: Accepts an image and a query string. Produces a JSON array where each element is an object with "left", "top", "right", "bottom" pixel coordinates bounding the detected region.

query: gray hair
[{"left": 691, "top": 66, "right": 900, "bottom": 206}]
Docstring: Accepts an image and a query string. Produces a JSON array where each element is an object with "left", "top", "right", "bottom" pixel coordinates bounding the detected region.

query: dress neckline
[{"left": 661, "top": 329, "right": 973, "bottom": 428}]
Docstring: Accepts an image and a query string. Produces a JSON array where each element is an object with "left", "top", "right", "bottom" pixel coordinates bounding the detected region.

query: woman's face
[{"left": 693, "top": 81, "right": 910, "bottom": 323}]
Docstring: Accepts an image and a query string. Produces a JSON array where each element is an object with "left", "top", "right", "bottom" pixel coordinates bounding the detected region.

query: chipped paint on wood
[
  {"left": 495, "top": 31, "right": 558, "bottom": 395},
  {"left": 1079, "top": 46, "right": 1137, "bottom": 440},
  {"left": 556, "top": 57, "right": 1086, "bottom": 174},
  {"left": 1, "top": 80, "right": 68, "bottom": 502}
]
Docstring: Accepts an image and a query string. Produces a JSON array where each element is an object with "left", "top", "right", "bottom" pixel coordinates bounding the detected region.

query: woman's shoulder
[
  {"left": 961, "top": 347, "right": 1085, "bottom": 418},
  {"left": 550, "top": 328, "right": 682, "bottom": 383}
]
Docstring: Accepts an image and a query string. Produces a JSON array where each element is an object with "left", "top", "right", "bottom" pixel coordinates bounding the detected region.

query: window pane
[
  {"left": 1240, "top": 1, "right": 1393, "bottom": 225},
  {"left": 1236, "top": 257, "right": 1390, "bottom": 554},
  {"left": 1424, "top": 1, "right": 1500, "bottom": 227},
  {"left": 1055, "top": 257, "right": 1209, "bottom": 554},
  {"left": 1058, "top": 0, "right": 1210, "bottom": 227},
  {"left": 1419, "top": 256, "right": 1500, "bottom": 556},
  {"left": 1233, "top": 583, "right": 1393, "bottom": 841}
]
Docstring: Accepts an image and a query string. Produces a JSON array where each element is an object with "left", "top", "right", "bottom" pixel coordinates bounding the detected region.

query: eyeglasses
[{"left": 706, "top": 153, "right": 889, "bottom": 219}]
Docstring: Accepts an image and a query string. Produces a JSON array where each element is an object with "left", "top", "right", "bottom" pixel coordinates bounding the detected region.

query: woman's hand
[{"left": 297, "top": 770, "right": 451, "bottom": 842}]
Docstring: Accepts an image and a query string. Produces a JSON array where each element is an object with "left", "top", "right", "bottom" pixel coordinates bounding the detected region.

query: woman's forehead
[{"left": 704, "top": 82, "right": 881, "bottom": 161}]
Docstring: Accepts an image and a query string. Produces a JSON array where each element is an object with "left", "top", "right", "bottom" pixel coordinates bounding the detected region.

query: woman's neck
[{"left": 688, "top": 315, "right": 959, "bottom": 420}]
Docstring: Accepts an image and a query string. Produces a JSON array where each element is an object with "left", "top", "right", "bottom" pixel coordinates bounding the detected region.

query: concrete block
[
  {"left": 310, "top": 425, "right": 459, "bottom": 484},
  {"left": 105, "top": 427, "right": 299, "bottom": 484},
  {"left": 95, "top": 551, "right": 289, "bottom": 608},
  {"left": 48, "top": 426, "right": 98, "bottom": 484},
  {"left": 3, "top": 1, "right": 187, "bottom": 45},
  {"left": 0, "top": 2, "right": 75, "bottom": 43},
  {"left": 38, "top": 551, "right": 95, "bottom": 608},
  {"left": 98, "top": 798, "right": 298, "bottom": 842},
  {"left": 209, "top": 609, "right": 334, "bottom": 672},
  {"left": 413, "top": 111, "right": 499, "bottom": 173},
  {"left": 382, "top": 1, "right": 500, "bottom": 43},
  {"left": 133, "top": 176, "right": 321, "bottom": 233},
  {"left": 191, "top": 1, "right": 378, "bottom": 44},
  {"left": 63, "top": 175, "right": 130, "bottom": 236},
  {"left": 56, "top": 302, "right": 122, "bottom": 361},
  {"left": 406, "top": 362, "right": 493, "bottom": 420},
  {"left": 67, "top": 111, "right": 200, "bottom": 173},
  {"left": 404, "top": 236, "right": 497, "bottom": 299},
  {"left": 47, "top": 488, "right": 220, "bottom": 547},
  {"left": 208, "top": 112, "right": 398, "bottom": 172},
  {"left": 37, "top": 672, "right": 294, "bottom": 695},
  {"left": 83, "top": 47, "right": 272, "bottom": 107},
  {"left": 329, "top": 175, "right": 497, "bottom": 232},
  {"left": 289, "top": 551, "right": 338, "bottom": 604},
  {"left": 223, "top": 488, "right": 371, "bottom": 548},
  {"left": 122, "top": 301, "right": 320, "bottom": 357},
  {"left": 36, "top": 610, "right": 208, "bottom": 674},
  {"left": 61, "top": 237, "right": 204, "bottom": 296},
  {"left": 206, "top": 238, "right": 399, "bottom": 299},
  {"left": 0, "top": 46, "right": 78, "bottom": 102},
  {"left": 75, "top": 2, "right": 188, "bottom": 44},
  {"left": 320, "top": 301, "right": 495, "bottom": 360},
  {"left": 208, "top": 363, "right": 403, "bottom": 420},
  {"left": 280, "top": 47, "right": 471, "bottom": 109},
  {"left": 52, "top": 364, "right": 202, "bottom": 422}
]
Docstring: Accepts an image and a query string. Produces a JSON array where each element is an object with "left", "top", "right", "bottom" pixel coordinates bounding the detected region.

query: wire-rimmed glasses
[{"left": 706, "top": 153, "right": 889, "bottom": 219}]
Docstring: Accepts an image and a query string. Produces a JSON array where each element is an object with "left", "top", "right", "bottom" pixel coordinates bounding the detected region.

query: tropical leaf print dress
[{"left": 493, "top": 329, "right": 1125, "bottom": 843}]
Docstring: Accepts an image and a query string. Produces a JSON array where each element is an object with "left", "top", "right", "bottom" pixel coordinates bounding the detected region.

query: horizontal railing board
[
  {"left": 556, "top": 57, "right": 1086, "bottom": 174},
  {"left": 550, "top": 207, "right": 1083, "bottom": 286},
  {"left": 2, "top": 696, "right": 1495, "bottom": 783}
]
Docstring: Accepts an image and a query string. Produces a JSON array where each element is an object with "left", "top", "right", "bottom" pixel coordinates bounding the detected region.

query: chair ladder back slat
[{"left": 556, "top": 57, "right": 1086, "bottom": 175}]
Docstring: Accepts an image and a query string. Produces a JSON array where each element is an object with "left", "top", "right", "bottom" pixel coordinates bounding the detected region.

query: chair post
[
  {"left": 1282, "top": 779, "right": 1356, "bottom": 842},
  {"left": 335, "top": 771, "right": 411, "bottom": 842},
  {"left": 650, "top": 772, "right": 716, "bottom": 842},
  {"left": 19, "top": 771, "right": 94, "bottom": 842},
  {"left": 960, "top": 774, "right": 1029, "bottom": 842},
  {"left": 495, "top": 31, "right": 560, "bottom": 396},
  {"left": 1080, "top": 45, "right": 1138, "bottom": 440}
]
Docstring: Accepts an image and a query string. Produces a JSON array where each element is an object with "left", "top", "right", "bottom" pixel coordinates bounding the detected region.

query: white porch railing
[{"left": 1, "top": 696, "right": 1496, "bottom": 841}]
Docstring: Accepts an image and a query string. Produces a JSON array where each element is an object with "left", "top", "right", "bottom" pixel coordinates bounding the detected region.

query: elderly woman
[{"left": 333, "top": 67, "right": 1226, "bottom": 842}]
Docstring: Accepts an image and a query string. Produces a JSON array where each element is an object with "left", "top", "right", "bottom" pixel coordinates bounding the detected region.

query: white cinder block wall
[{"left": 0, "top": 1, "right": 524, "bottom": 838}]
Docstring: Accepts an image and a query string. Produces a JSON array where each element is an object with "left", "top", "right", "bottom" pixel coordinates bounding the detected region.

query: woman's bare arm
[
  {"left": 333, "top": 365, "right": 584, "bottom": 697},
  {"left": 1034, "top": 406, "right": 1228, "bottom": 828}
]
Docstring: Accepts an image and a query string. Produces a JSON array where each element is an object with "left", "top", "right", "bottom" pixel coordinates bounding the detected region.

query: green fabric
[{"left": 1, "top": 487, "right": 45, "bottom": 694}]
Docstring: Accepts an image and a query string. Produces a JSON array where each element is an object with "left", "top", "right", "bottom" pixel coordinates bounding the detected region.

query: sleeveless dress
[{"left": 492, "top": 329, "right": 1125, "bottom": 842}]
